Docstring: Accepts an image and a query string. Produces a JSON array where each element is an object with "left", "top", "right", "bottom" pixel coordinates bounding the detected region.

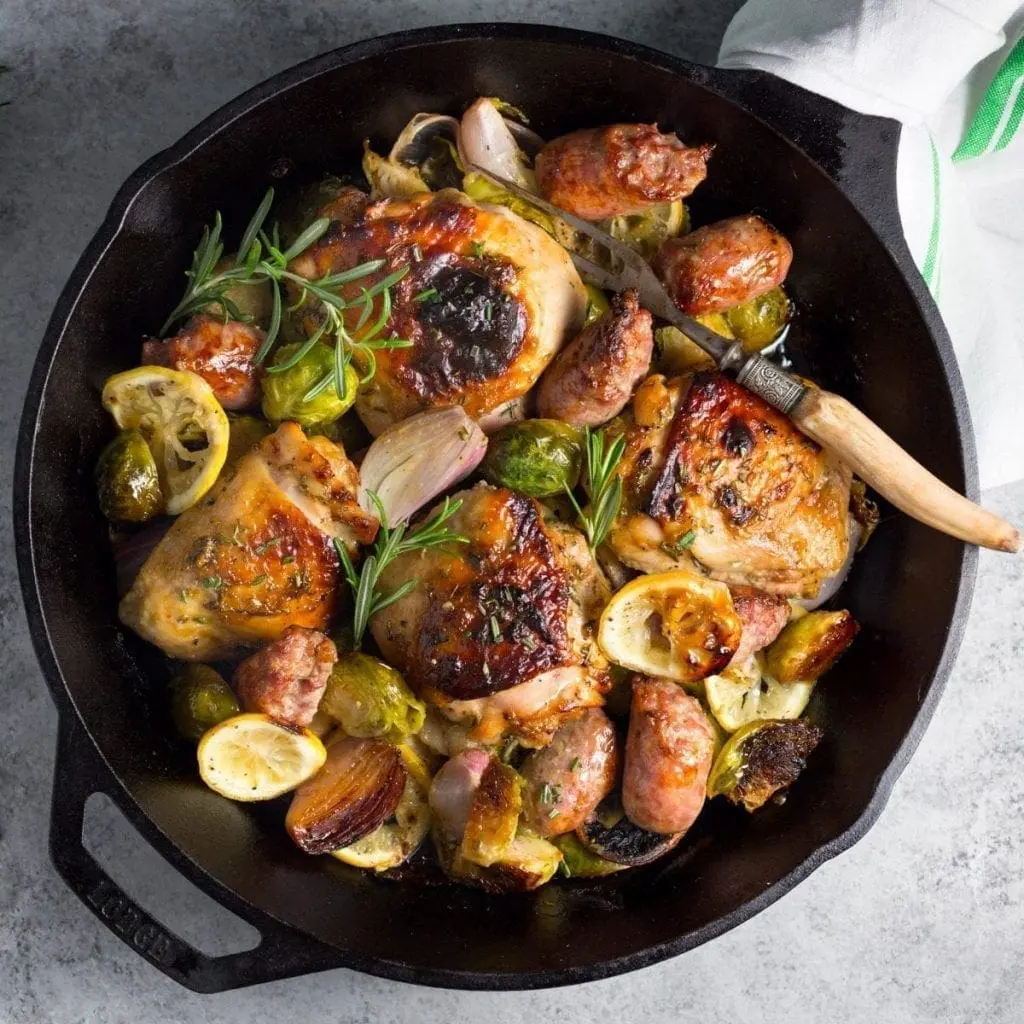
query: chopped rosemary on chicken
[
  {"left": 162, "top": 187, "right": 412, "bottom": 405},
  {"left": 334, "top": 493, "right": 469, "bottom": 648},
  {"left": 564, "top": 426, "right": 626, "bottom": 550}
]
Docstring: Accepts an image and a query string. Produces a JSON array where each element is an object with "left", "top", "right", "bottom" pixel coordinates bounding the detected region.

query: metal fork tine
[
  {"left": 466, "top": 165, "right": 653, "bottom": 276},
  {"left": 465, "top": 164, "right": 734, "bottom": 363},
  {"left": 570, "top": 253, "right": 625, "bottom": 292}
]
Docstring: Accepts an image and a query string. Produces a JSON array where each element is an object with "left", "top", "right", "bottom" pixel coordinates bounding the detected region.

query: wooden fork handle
[{"left": 791, "top": 387, "right": 1021, "bottom": 553}]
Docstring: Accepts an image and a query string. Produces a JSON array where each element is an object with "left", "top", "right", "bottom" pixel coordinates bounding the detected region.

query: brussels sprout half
[
  {"left": 261, "top": 342, "right": 358, "bottom": 428},
  {"left": 576, "top": 797, "right": 682, "bottom": 867},
  {"left": 764, "top": 610, "right": 859, "bottom": 684},
  {"left": 553, "top": 831, "right": 628, "bottom": 877},
  {"left": 724, "top": 286, "right": 791, "bottom": 352},
  {"left": 95, "top": 429, "right": 164, "bottom": 524},
  {"left": 707, "top": 718, "right": 822, "bottom": 812},
  {"left": 480, "top": 419, "right": 584, "bottom": 497},
  {"left": 319, "top": 653, "right": 426, "bottom": 744},
  {"left": 169, "top": 664, "right": 240, "bottom": 742}
]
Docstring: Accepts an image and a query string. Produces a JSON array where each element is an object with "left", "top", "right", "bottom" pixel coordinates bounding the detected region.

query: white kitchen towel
[{"left": 719, "top": 0, "right": 1024, "bottom": 490}]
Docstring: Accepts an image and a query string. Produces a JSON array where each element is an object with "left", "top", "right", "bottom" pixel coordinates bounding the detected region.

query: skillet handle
[{"left": 50, "top": 715, "right": 340, "bottom": 992}]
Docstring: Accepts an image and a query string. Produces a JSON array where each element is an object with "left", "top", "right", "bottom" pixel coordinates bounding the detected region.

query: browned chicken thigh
[
  {"left": 609, "top": 372, "right": 851, "bottom": 598},
  {"left": 120, "top": 423, "right": 377, "bottom": 660},
  {"left": 536, "top": 288, "right": 654, "bottom": 427},
  {"left": 535, "top": 124, "right": 713, "bottom": 221},
  {"left": 289, "top": 190, "right": 586, "bottom": 435},
  {"left": 370, "top": 482, "right": 611, "bottom": 746}
]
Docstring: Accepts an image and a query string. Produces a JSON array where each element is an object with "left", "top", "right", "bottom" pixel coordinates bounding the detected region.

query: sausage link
[
  {"left": 520, "top": 708, "right": 619, "bottom": 836},
  {"left": 536, "top": 124, "right": 713, "bottom": 221},
  {"left": 729, "top": 584, "right": 790, "bottom": 666},
  {"left": 623, "top": 676, "right": 714, "bottom": 834},
  {"left": 655, "top": 215, "right": 792, "bottom": 315},
  {"left": 142, "top": 314, "right": 264, "bottom": 410},
  {"left": 233, "top": 625, "right": 337, "bottom": 727},
  {"left": 536, "top": 289, "right": 653, "bottom": 428}
]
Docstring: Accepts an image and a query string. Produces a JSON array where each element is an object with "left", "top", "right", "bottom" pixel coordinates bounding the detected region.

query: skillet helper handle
[
  {"left": 792, "top": 387, "right": 1021, "bottom": 553},
  {"left": 49, "top": 716, "right": 337, "bottom": 992}
]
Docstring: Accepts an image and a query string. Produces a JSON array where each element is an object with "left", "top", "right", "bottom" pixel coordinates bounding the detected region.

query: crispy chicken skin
[
  {"left": 233, "top": 626, "right": 337, "bottom": 727},
  {"left": 141, "top": 314, "right": 264, "bottom": 410},
  {"left": 609, "top": 372, "right": 851, "bottom": 597},
  {"left": 535, "top": 124, "right": 713, "bottom": 221},
  {"left": 536, "top": 289, "right": 654, "bottom": 427},
  {"left": 289, "top": 190, "right": 586, "bottom": 436},
  {"left": 119, "top": 423, "right": 377, "bottom": 660},
  {"left": 370, "top": 482, "right": 611, "bottom": 746},
  {"left": 655, "top": 215, "right": 792, "bottom": 315}
]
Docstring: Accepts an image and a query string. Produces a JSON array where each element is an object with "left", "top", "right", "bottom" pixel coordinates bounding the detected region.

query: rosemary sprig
[
  {"left": 564, "top": 426, "right": 626, "bottom": 550},
  {"left": 162, "top": 188, "right": 412, "bottom": 403},
  {"left": 333, "top": 493, "right": 469, "bottom": 648}
]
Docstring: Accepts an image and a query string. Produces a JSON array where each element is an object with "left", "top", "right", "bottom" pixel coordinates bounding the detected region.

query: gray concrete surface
[{"left": 2, "top": 3, "right": 1023, "bottom": 1022}]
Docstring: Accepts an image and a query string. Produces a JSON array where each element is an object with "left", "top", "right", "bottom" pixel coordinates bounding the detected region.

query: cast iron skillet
[{"left": 15, "top": 24, "right": 977, "bottom": 993}]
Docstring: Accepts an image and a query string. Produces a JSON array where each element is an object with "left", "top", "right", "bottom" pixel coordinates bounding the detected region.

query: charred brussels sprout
[
  {"left": 707, "top": 718, "right": 822, "bottom": 812},
  {"left": 480, "top": 419, "right": 584, "bottom": 497},
  {"left": 437, "top": 828, "right": 563, "bottom": 893},
  {"left": 169, "top": 664, "right": 240, "bottom": 742},
  {"left": 261, "top": 342, "right": 358, "bottom": 428},
  {"left": 320, "top": 653, "right": 426, "bottom": 744},
  {"left": 765, "top": 610, "right": 859, "bottom": 683},
  {"left": 95, "top": 429, "right": 164, "bottom": 524},
  {"left": 724, "top": 286, "right": 791, "bottom": 352}
]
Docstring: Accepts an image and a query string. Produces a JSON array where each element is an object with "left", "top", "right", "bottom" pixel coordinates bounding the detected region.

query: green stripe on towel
[
  {"left": 953, "top": 34, "right": 1024, "bottom": 162},
  {"left": 922, "top": 136, "right": 942, "bottom": 291}
]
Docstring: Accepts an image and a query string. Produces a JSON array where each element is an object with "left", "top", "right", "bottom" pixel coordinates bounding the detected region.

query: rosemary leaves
[{"left": 162, "top": 187, "right": 412, "bottom": 403}]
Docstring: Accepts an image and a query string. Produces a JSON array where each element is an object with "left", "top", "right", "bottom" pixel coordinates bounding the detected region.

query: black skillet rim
[{"left": 14, "top": 22, "right": 979, "bottom": 990}]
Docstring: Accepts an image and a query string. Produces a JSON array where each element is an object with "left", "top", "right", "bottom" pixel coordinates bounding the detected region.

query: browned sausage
[
  {"left": 729, "top": 585, "right": 790, "bottom": 666},
  {"left": 317, "top": 185, "right": 371, "bottom": 227},
  {"left": 536, "top": 289, "right": 653, "bottom": 428},
  {"left": 141, "top": 314, "right": 264, "bottom": 410},
  {"left": 233, "top": 625, "right": 337, "bottom": 727},
  {"left": 536, "top": 124, "right": 713, "bottom": 221},
  {"left": 654, "top": 215, "right": 792, "bottom": 315},
  {"left": 623, "top": 676, "right": 714, "bottom": 834},
  {"left": 520, "top": 708, "right": 619, "bottom": 836}
]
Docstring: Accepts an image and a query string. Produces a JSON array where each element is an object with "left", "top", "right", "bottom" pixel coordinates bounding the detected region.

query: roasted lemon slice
[
  {"left": 705, "top": 654, "right": 815, "bottom": 733},
  {"left": 330, "top": 776, "right": 430, "bottom": 871},
  {"left": 598, "top": 570, "right": 742, "bottom": 683},
  {"left": 604, "top": 200, "right": 687, "bottom": 259},
  {"left": 197, "top": 713, "right": 326, "bottom": 801},
  {"left": 102, "top": 366, "right": 229, "bottom": 514}
]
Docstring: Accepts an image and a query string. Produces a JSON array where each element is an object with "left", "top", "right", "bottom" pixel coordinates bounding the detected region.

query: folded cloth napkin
[{"left": 719, "top": 0, "right": 1024, "bottom": 490}]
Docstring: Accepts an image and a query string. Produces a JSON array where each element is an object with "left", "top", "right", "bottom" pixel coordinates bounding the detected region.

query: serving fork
[{"left": 470, "top": 166, "right": 1020, "bottom": 553}]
